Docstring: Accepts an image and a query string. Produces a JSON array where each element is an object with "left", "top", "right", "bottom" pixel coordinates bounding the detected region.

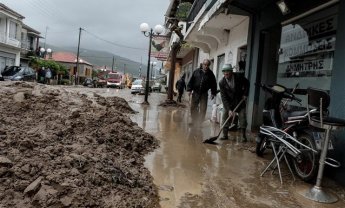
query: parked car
[
  {"left": 131, "top": 79, "right": 144, "bottom": 94},
  {"left": 1, "top": 66, "right": 36, "bottom": 81},
  {"left": 96, "top": 78, "right": 107, "bottom": 88},
  {"left": 83, "top": 78, "right": 94, "bottom": 87},
  {"left": 152, "top": 82, "right": 162, "bottom": 92}
]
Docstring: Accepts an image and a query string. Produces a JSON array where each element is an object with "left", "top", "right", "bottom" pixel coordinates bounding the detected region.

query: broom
[{"left": 203, "top": 98, "right": 245, "bottom": 143}]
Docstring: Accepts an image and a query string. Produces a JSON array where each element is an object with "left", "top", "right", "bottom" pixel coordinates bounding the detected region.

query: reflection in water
[
  {"left": 139, "top": 95, "right": 344, "bottom": 208},
  {"left": 142, "top": 106, "right": 149, "bottom": 131}
]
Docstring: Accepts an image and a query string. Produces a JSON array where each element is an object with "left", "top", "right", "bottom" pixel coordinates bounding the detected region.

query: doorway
[{"left": 252, "top": 25, "right": 281, "bottom": 128}]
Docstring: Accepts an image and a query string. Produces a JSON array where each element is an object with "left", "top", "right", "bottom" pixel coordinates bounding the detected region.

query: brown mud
[{"left": 0, "top": 81, "right": 160, "bottom": 207}]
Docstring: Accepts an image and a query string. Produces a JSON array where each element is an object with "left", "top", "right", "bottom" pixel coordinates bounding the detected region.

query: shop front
[{"left": 243, "top": 0, "right": 345, "bottom": 185}]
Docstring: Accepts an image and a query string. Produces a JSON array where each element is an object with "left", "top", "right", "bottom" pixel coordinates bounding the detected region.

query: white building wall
[
  {"left": 209, "top": 17, "right": 249, "bottom": 74},
  {"left": 198, "top": 51, "right": 209, "bottom": 68},
  {"left": 203, "top": 17, "right": 250, "bottom": 116},
  {"left": 226, "top": 17, "right": 249, "bottom": 71}
]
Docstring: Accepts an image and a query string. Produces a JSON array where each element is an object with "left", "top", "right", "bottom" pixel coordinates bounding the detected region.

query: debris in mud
[
  {"left": 234, "top": 142, "right": 256, "bottom": 153},
  {"left": 0, "top": 81, "right": 160, "bottom": 208}
]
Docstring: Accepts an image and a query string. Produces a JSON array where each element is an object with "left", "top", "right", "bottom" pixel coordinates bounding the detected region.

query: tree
[
  {"left": 165, "top": 9, "right": 186, "bottom": 103},
  {"left": 175, "top": 2, "right": 192, "bottom": 21}
]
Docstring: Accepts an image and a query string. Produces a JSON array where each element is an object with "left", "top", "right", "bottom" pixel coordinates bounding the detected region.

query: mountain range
[{"left": 46, "top": 44, "right": 150, "bottom": 77}]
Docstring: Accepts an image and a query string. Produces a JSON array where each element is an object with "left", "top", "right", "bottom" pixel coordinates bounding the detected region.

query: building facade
[
  {"left": 0, "top": 3, "right": 40, "bottom": 73},
  {"left": 165, "top": 0, "right": 345, "bottom": 186}
]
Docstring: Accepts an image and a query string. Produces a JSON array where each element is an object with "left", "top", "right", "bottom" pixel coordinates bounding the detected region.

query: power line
[
  {"left": 82, "top": 29, "right": 146, "bottom": 51},
  {"left": 80, "top": 55, "right": 135, "bottom": 61}
]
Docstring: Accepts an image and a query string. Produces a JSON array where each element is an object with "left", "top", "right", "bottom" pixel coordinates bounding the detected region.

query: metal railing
[
  {"left": 0, "top": 32, "right": 21, "bottom": 48},
  {"left": 186, "top": 0, "right": 217, "bottom": 31}
]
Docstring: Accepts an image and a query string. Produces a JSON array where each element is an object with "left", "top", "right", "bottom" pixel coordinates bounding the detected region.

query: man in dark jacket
[
  {"left": 219, "top": 64, "right": 249, "bottom": 142},
  {"left": 187, "top": 59, "right": 217, "bottom": 126},
  {"left": 175, "top": 74, "right": 186, "bottom": 102}
]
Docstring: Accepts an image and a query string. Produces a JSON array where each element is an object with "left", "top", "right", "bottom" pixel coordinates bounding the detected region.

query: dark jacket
[
  {"left": 219, "top": 73, "right": 249, "bottom": 110},
  {"left": 175, "top": 78, "right": 186, "bottom": 93},
  {"left": 187, "top": 68, "right": 217, "bottom": 95}
]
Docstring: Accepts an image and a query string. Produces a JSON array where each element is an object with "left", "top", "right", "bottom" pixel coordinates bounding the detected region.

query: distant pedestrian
[
  {"left": 39, "top": 67, "right": 46, "bottom": 83},
  {"left": 45, "top": 68, "right": 52, "bottom": 84},
  {"left": 187, "top": 59, "right": 217, "bottom": 126},
  {"left": 175, "top": 74, "right": 186, "bottom": 103}
]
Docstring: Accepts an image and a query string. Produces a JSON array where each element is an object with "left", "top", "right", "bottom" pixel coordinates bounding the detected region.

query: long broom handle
[{"left": 219, "top": 98, "right": 246, "bottom": 131}]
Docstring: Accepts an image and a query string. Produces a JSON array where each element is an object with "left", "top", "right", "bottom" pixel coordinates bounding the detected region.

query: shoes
[
  {"left": 241, "top": 128, "right": 247, "bottom": 142},
  {"left": 220, "top": 136, "right": 229, "bottom": 140}
]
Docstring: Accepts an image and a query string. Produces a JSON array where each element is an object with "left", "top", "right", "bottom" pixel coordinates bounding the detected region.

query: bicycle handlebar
[{"left": 257, "top": 82, "right": 302, "bottom": 103}]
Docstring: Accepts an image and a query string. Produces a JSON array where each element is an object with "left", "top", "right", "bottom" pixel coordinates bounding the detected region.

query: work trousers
[
  {"left": 177, "top": 90, "right": 184, "bottom": 102},
  {"left": 190, "top": 92, "right": 208, "bottom": 124},
  {"left": 222, "top": 105, "right": 247, "bottom": 136}
]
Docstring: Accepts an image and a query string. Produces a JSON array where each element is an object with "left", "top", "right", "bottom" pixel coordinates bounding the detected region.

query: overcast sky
[{"left": 1, "top": 0, "right": 170, "bottom": 63}]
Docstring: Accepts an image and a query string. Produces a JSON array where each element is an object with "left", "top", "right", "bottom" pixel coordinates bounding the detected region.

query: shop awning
[{"left": 198, "top": 0, "right": 227, "bottom": 31}]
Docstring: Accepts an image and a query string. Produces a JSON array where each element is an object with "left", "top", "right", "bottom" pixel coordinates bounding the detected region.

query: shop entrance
[{"left": 252, "top": 25, "right": 281, "bottom": 128}]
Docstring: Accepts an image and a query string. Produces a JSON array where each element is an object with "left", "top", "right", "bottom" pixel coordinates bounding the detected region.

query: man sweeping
[{"left": 219, "top": 64, "right": 249, "bottom": 142}]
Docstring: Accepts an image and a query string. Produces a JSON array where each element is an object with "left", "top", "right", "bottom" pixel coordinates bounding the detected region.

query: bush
[{"left": 60, "top": 79, "right": 71, "bottom": 85}]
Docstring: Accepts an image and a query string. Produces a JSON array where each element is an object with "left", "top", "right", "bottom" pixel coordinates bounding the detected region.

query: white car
[{"left": 131, "top": 79, "right": 144, "bottom": 94}]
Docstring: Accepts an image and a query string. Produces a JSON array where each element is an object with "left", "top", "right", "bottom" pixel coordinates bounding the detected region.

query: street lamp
[
  {"left": 40, "top": 47, "right": 52, "bottom": 59},
  {"left": 150, "top": 61, "right": 157, "bottom": 80},
  {"left": 140, "top": 23, "right": 164, "bottom": 104}
]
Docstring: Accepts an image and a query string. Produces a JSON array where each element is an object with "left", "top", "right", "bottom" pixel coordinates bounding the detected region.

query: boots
[
  {"left": 241, "top": 128, "right": 247, "bottom": 143},
  {"left": 220, "top": 128, "right": 229, "bottom": 140}
]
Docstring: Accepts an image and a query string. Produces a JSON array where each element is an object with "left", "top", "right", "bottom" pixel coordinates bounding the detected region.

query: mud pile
[{"left": 0, "top": 82, "right": 159, "bottom": 207}]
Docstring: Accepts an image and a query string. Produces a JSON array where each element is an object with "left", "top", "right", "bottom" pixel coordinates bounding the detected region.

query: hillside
[{"left": 46, "top": 45, "right": 147, "bottom": 77}]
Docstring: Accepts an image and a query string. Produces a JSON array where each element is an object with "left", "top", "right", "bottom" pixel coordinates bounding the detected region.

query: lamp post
[
  {"left": 150, "top": 61, "right": 156, "bottom": 80},
  {"left": 39, "top": 47, "right": 52, "bottom": 59},
  {"left": 140, "top": 23, "right": 164, "bottom": 104}
]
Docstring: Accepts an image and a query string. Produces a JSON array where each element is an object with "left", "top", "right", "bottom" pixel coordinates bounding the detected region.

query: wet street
[{"left": 68, "top": 87, "right": 345, "bottom": 208}]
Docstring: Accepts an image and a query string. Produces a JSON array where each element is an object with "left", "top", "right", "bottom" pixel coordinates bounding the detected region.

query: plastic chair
[{"left": 302, "top": 88, "right": 345, "bottom": 203}]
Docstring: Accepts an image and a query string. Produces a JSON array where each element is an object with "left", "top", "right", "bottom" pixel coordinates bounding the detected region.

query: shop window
[
  {"left": 9, "top": 21, "right": 18, "bottom": 39},
  {"left": 277, "top": 6, "right": 338, "bottom": 92},
  {"left": 216, "top": 54, "right": 225, "bottom": 82}
]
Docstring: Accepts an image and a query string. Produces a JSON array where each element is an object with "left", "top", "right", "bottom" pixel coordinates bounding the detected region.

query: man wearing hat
[{"left": 219, "top": 63, "right": 249, "bottom": 142}]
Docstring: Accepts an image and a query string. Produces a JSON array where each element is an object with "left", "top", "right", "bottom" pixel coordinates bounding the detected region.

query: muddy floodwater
[
  {"left": 120, "top": 89, "right": 344, "bottom": 208},
  {"left": 3, "top": 83, "right": 344, "bottom": 208},
  {"left": 68, "top": 86, "right": 345, "bottom": 208}
]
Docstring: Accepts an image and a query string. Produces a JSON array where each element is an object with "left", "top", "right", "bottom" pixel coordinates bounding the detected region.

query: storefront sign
[
  {"left": 150, "top": 35, "right": 170, "bottom": 61},
  {"left": 278, "top": 14, "right": 337, "bottom": 79},
  {"left": 280, "top": 15, "right": 337, "bottom": 62}
]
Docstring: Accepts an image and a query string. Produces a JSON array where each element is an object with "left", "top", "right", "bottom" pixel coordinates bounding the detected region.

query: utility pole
[
  {"left": 112, "top": 56, "right": 115, "bottom": 72},
  {"left": 44, "top": 26, "right": 48, "bottom": 49},
  {"left": 75, "top": 27, "right": 82, "bottom": 85},
  {"left": 139, "top": 56, "right": 142, "bottom": 77},
  {"left": 124, "top": 63, "right": 126, "bottom": 75}
]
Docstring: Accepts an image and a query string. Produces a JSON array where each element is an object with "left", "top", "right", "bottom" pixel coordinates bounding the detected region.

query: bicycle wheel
[{"left": 292, "top": 133, "right": 319, "bottom": 182}]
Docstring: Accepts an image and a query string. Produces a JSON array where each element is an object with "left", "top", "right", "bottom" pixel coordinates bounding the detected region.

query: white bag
[{"left": 211, "top": 104, "right": 218, "bottom": 122}]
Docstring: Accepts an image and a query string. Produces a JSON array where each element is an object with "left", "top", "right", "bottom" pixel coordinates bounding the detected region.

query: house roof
[
  {"left": 0, "top": 3, "right": 25, "bottom": 19},
  {"left": 48, "top": 52, "right": 93, "bottom": 66},
  {"left": 23, "top": 24, "right": 41, "bottom": 37}
]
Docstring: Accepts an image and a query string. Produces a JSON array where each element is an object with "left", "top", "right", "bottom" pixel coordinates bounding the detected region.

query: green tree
[{"left": 176, "top": 2, "right": 192, "bottom": 21}]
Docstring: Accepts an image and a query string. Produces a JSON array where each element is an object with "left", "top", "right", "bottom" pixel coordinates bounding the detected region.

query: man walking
[
  {"left": 175, "top": 74, "right": 186, "bottom": 103},
  {"left": 219, "top": 64, "right": 249, "bottom": 142},
  {"left": 187, "top": 59, "right": 217, "bottom": 126}
]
